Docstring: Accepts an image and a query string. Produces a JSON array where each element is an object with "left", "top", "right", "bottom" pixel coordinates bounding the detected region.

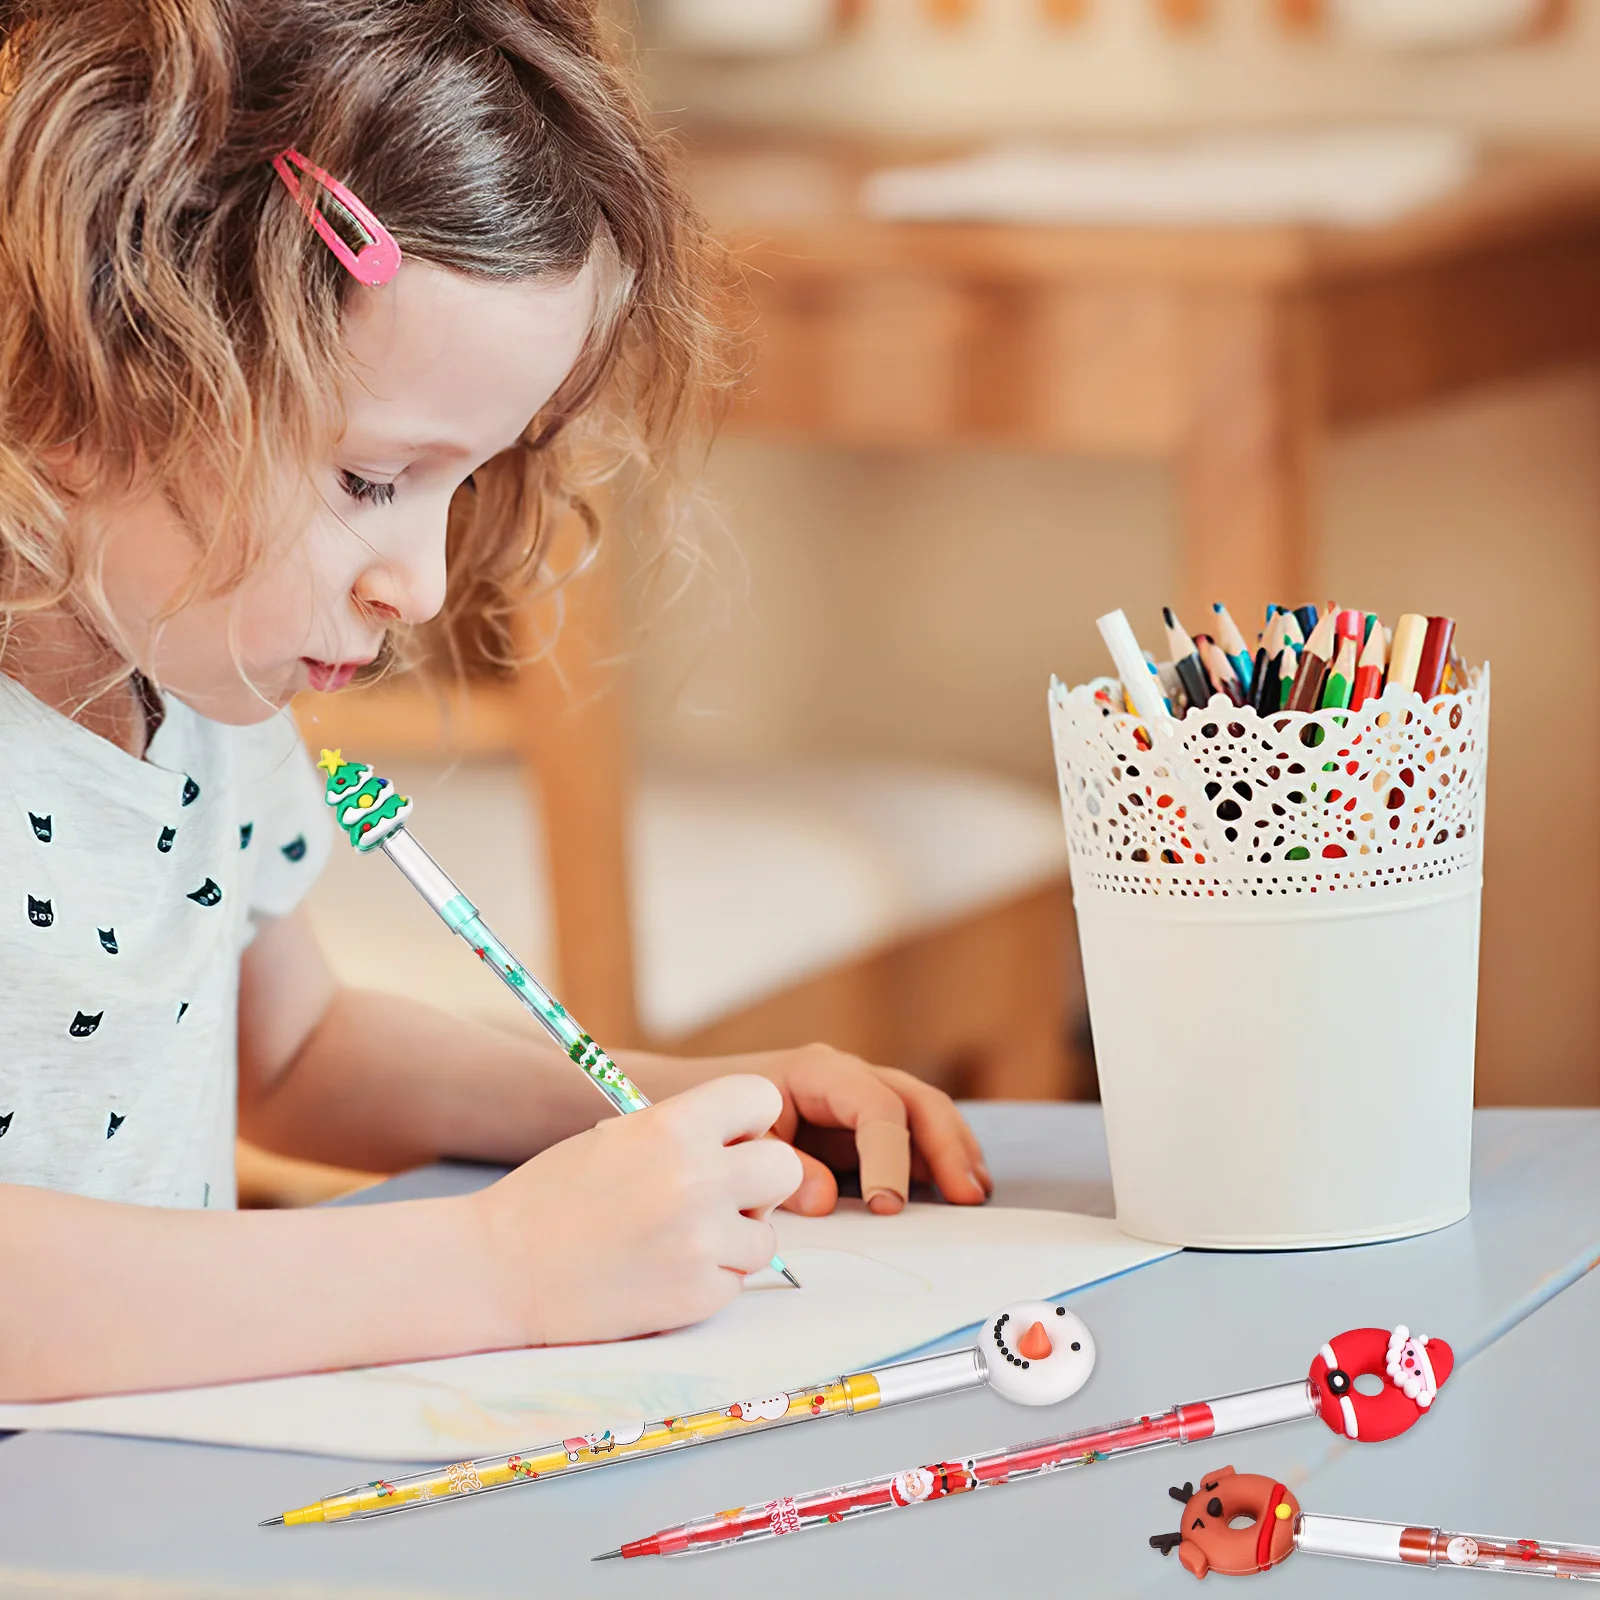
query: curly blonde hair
[{"left": 0, "top": 0, "right": 737, "bottom": 684}]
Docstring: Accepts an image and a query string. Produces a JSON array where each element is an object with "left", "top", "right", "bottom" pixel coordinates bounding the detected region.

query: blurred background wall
[
  {"left": 646, "top": 0, "right": 1600, "bottom": 138},
  {"left": 625, "top": 0, "right": 1600, "bottom": 1103}
]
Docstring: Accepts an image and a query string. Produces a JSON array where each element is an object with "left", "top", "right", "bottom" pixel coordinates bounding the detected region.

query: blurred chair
[{"left": 249, "top": 527, "right": 1087, "bottom": 1206}]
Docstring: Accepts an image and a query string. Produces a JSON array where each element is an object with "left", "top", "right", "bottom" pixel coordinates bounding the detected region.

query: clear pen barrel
[{"left": 1296, "top": 1515, "right": 1600, "bottom": 1581}]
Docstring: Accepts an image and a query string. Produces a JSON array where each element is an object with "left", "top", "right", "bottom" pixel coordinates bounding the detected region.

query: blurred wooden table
[{"left": 697, "top": 137, "right": 1600, "bottom": 620}]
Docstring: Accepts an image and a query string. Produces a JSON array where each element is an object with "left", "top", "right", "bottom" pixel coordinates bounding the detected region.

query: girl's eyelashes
[{"left": 337, "top": 468, "right": 397, "bottom": 507}]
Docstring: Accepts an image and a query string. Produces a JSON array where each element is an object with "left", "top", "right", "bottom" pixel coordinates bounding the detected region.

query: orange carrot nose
[{"left": 1016, "top": 1321, "right": 1053, "bottom": 1361}]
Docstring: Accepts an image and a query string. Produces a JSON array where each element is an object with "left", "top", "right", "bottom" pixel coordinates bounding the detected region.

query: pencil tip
[
  {"left": 593, "top": 1550, "right": 623, "bottom": 1562},
  {"left": 1162, "top": 605, "right": 1177, "bottom": 626},
  {"left": 259, "top": 1516, "right": 285, "bottom": 1528},
  {"left": 780, "top": 1265, "right": 802, "bottom": 1288}
]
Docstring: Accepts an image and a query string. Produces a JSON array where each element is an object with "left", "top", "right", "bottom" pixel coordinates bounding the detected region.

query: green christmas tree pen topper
[{"left": 316, "top": 750, "right": 800, "bottom": 1289}]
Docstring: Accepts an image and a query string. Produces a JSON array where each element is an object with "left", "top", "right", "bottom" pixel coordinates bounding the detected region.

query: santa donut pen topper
[
  {"left": 598, "top": 1322, "right": 1453, "bottom": 1561},
  {"left": 1152, "top": 1467, "right": 1600, "bottom": 1583},
  {"left": 264, "top": 1299, "right": 1093, "bottom": 1526}
]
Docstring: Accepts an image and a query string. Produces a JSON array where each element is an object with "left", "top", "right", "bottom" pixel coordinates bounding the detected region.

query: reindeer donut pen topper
[
  {"left": 263, "top": 1299, "right": 1094, "bottom": 1526},
  {"left": 1154, "top": 1467, "right": 1600, "bottom": 1583},
  {"left": 599, "top": 1322, "right": 1452, "bottom": 1561}
]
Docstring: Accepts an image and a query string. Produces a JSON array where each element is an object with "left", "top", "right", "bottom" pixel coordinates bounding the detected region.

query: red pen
[
  {"left": 1413, "top": 616, "right": 1456, "bottom": 700},
  {"left": 1349, "top": 622, "right": 1388, "bottom": 712},
  {"left": 598, "top": 1325, "right": 1453, "bottom": 1562}
]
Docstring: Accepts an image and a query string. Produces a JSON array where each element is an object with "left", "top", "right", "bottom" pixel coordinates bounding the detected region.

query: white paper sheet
[{"left": 0, "top": 1203, "right": 1172, "bottom": 1460}]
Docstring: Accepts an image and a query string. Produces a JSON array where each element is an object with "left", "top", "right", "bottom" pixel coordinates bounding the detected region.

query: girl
[{"left": 0, "top": 0, "right": 992, "bottom": 1402}]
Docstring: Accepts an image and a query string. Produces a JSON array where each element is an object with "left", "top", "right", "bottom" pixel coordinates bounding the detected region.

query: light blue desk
[{"left": 1, "top": 1105, "right": 1596, "bottom": 1598}]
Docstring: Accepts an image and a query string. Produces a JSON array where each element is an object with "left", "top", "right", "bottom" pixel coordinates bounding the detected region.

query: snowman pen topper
[
  {"left": 1153, "top": 1466, "right": 1600, "bottom": 1584},
  {"left": 313, "top": 749, "right": 801, "bottom": 1286},
  {"left": 265, "top": 1298, "right": 1095, "bottom": 1526},
  {"left": 600, "top": 1323, "right": 1454, "bottom": 1561}
]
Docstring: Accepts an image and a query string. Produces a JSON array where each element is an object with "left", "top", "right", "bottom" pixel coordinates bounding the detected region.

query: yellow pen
[{"left": 262, "top": 1298, "right": 1095, "bottom": 1527}]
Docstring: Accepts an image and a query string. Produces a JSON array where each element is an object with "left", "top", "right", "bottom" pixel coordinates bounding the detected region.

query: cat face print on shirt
[
  {"left": 27, "top": 895, "right": 52, "bottom": 927},
  {"left": 69, "top": 1010, "right": 103, "bottom": 1038},
  {"left": 156, "top": 825, "right": 176, "bottom": 853},
  {"left": 29, "top": 812, "right": 51, "bottom": 842},
  {"left": 186, "top": 878, "right": 222, "bottom": 907}
]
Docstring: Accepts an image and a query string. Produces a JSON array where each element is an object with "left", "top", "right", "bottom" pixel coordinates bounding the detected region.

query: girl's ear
[{"left": 38, "top": 440, "right": 94, "bottom": 492}]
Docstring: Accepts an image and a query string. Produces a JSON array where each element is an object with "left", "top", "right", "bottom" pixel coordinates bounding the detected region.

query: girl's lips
[{"left": 303, "top": 658, "right": 367, "bottom": 693}]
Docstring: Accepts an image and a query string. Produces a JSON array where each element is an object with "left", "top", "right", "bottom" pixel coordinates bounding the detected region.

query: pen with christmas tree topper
[{"left": 312, "top": 749, "right": 799, "bottom": 1289}]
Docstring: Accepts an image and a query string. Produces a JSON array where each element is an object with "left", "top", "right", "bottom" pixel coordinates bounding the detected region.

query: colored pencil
[
  {"left": 1295, "top": 605, "right": 1319, "bottom": 641},
  {"left": 1145, "top": 656, "right": 1174, "bottom": 713},
  {"left": 1334, "top": 610, "right": 1363, "bottom": 649},
  {"left": 1198, "top": 637, "right": 1247, "bottom": 706},
  {"left": 1211, "top": 603, "right": 1254, "bottom": 692},
  {"left": 1162, "top": 607, "right": 1212, "bottom": 711},
  {"left": 1248, "top": 645, "right": 1269, "bottom": 701},
  {"left": 1349, "top": 621, "right": 1387, "bottom": 712},
  {"left": 1155, "top": 660, "right": 1185, "bottom": 710},
  {"left": 1413, "top": 616, "right": 1455, "bottom": 700},
  {"left": 1287, "top": 610, "right": 1336, "bottom": 712},
  {"left": 1320, "top": 635, "right": 1358, "bottom": 711},
  {"left": 1277, "top": 609, "right": 1306, "bottom": 655},
  {"left": 1386, "top": 614, "right": 1429, "bottom": 696},
  {"left": 1252, "top": 648, "right": 1279, "bottom": 715},
  {"left": 1274, "top": 647, "right": 1297, "bottom": 712}
]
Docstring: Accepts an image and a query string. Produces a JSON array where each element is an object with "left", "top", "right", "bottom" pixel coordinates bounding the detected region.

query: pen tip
[
  {"left": 781, "top": 1265, "right": 802, "bottom": 1288},
  {"left": 1162, "top": 605, "right": 1177, "bottom": 626},
  {"left": 593, "top": 1550, "right": 623, "bottom": 1562},
  {"left": 259, "top": 1516, "right": 285, "bottom": 1528}
]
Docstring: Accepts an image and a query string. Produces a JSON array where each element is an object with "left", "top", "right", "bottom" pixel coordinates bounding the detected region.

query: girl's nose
[{"left": 352, "top": 533, "right": 448, "bottom": 627}]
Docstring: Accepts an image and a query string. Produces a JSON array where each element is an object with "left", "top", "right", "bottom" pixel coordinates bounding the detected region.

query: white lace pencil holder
[{"left": 1048, "top": 668, "right": 1490, "bottom": 1250}]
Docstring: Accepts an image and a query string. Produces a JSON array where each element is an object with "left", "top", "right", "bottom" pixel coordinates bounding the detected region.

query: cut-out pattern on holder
[{"left": 1048, "top": 668, "right": 1488, "bottom": 899}]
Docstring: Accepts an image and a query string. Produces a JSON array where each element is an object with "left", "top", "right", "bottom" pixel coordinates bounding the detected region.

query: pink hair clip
[{"left": 271, "top": 148, "right": 402, "bottom": 288}]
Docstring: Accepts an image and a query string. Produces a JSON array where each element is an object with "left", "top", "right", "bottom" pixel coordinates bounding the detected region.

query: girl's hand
[
  {"left": 630, "top": 1046, "right": 994, "bottom": 1218},
  {"left": 469, "top": 1075, "right": 801, "bottom": 1347}
]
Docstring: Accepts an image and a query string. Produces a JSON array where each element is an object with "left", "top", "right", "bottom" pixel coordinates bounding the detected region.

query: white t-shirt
[{"left": 0, "top": 676, "right": 331, "bottom": 1208}]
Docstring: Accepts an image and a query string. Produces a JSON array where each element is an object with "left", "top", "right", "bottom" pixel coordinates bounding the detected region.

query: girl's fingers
[
  {"left": 723, "top": 1130, "right": 805, "bottom": 1212},
  {"left": 718, "top": 1213, "right": 781, "bottom": 1276},
  {"left": 785, "top": 1059, "right": 912, "bottom": 1214},
  {"left": 879, "top": 1069, "right": 990, "bottom": 1205},
  {"left": 855, "top": 1120, "right": 912, "bottom": 1214},
  {"left": 665, "top": 1074, "right": 784, "bottom": 1148},
  {"left": 882, "top": 1067, "right": 987, "bottom": 1177},
  {"left": 778, "top": 1148, "right": 839, "bottom": 1215}
]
